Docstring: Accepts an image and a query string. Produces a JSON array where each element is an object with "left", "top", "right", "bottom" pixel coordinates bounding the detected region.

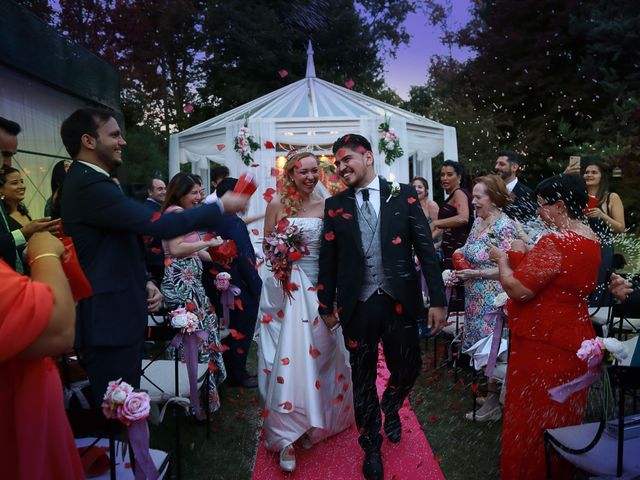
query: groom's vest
[{"left": 357, "top": 204, "right": 394, "bottom": 302}]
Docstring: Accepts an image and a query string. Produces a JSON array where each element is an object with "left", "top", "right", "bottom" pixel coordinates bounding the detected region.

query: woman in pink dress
[{"left": 0, "top": 231, "right": 83, "bottom": 479}]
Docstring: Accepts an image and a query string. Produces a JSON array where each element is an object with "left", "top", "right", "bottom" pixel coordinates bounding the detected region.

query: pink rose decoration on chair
[
  {"left": 118, "top": 392, "right": 151, "bottom": 426},
  {"left": 214, "top": 272, "right": 231, "bottom": 291},
  {"left": 576, "top": 338, "right": 605, "bottom": 368}
]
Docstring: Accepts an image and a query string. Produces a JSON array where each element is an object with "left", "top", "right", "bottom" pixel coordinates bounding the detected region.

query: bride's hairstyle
[{"left": 278, "top": 150, "right": 319, "bottom": 217}]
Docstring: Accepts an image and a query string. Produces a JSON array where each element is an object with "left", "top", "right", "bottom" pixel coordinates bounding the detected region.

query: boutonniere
[{"left": 386, "top": 181, "right": 401, "bottom": 203}]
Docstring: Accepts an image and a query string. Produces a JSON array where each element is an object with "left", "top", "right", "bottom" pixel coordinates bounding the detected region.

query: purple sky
[{"left": 383, "top": 1, "right": 474, "bottom": 99}]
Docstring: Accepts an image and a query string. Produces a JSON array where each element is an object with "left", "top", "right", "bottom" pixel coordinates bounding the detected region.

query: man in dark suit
[
  {"left": 59, "top": 108, "right": 249, "bottom": 401},
  {"left": 317, "top": 134, "right": 446, "bottom": 480},
  {"left": 495, "top": 150, "right": 537, "bottom": 223},
  {"left": 142, "top": 177, "right": 166, "bottom": 286},
  {"left": 0, "top": 117, "right": 59, "bottom": 271},
  {"left": 213, "top": 177, "right": 262, "bottom": 388}
]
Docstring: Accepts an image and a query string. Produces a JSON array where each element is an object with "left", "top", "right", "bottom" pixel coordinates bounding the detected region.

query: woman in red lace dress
[{"left": 490, "top": 174, "right": 600, "bottom": 479}]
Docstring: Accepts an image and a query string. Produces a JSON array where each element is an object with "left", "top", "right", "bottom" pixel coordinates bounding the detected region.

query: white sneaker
[
  {"left": 464, "top": 404, "right": 502, "bottom": 422},
  {"left": 279, "top": 444, "right": 296, "bottom": 472}
]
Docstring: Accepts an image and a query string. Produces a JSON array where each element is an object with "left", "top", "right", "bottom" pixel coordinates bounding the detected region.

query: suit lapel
[
  {"left": 344, "top": 189, "right": 365, "bottom": 258},
  {"left": 379, "top": 177, "right": 392, "bottom": 245}
]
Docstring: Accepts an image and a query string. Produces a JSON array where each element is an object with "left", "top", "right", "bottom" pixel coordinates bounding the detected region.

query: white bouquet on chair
[{"left": 169, "top": 305, "right": 201, "bottom": 334}]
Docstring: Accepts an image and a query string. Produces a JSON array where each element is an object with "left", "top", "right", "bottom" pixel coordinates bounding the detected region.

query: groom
[{"left": 318, "top": 134, "right": 446, "bottom": 480}]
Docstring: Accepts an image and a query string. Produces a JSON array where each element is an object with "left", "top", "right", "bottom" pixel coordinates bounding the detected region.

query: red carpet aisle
[{"left": 252, "top": 348, "right": 445, "bottom": 479}]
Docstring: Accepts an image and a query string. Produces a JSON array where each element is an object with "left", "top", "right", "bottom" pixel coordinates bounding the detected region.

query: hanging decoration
[
  {"left": 234, "top": 119, "right": 261, "bottom": 166},
  {"left": 378, "top": 115, "right": 403, "bottom": 166}
]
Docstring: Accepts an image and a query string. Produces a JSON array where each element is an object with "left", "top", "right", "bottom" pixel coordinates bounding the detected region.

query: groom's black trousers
[{"left": 342, "top": 290, "right": 421, "bottom": 452}]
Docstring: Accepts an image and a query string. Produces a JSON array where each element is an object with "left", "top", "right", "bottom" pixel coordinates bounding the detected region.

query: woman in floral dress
[
  {"left": 455, "top": 175, "right": 517, "bottom": 421},
  {"left": 161, "top": 172, "right": 226, "bottom": 415}
]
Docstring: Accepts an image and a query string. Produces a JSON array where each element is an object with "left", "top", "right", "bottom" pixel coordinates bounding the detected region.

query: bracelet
[{"left": 28, "top": 252, "right": 60, "bottom": 266}]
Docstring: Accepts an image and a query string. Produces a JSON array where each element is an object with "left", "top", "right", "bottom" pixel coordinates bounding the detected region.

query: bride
[{"left": 256, "top": 151, "right": 353, "bottom": 472}]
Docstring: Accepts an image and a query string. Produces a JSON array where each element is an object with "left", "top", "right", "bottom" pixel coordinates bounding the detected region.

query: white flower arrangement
[
  {"left": 170, "top": 307, "right": 201, "bottom": 334},
  {"left": 442, "top": 269, "right": 459, "bottom": 287},
  {"left": 378, "top": 115, "right": 403, "bottom": 165},
  {"left": 234, "top": 119, "right": 261, "bottom": 166}
]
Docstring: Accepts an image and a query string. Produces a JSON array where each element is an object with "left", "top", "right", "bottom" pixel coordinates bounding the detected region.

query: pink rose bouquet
[{"left": 214, "top": 272, "right": 231, "bottom": 291}]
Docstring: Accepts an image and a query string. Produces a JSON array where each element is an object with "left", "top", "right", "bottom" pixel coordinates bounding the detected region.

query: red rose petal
[
  {"left": 150, "top": 212, "right": 161, "bottom": 223},
  {"left": 328, "top": 209, "right": 337, "bottom": 218},
  {"left": 392, "top": 236, "right": 402, "bottom": 245},
  {"left": 229, "top": 329, "right": 245, "bottom": 340},
  {"left": 263, "top": 188, "right": 276, "bottom": 203},
  {"left": 332, "top": 394, "right": 344, "bottom": 404},
  {"left": 234, "top": 298, "right": 244, "bottom": 310},
  {"left": 324, "top": 231, "right": 335, "bottom": 241},
  {"left": 280, "top": 357, "right": 290, "bottom": 365},
  {"left": 264, "top": 141, "right": 275, "bottom": 149},
  {"left": 347, "top": 339, "right": 358, "bottom": 349},
  {"left": 163, "top": 258, "right": 172, "bottom": 267},
  {"left": 315, "top": 380, "right": 321, "bottom": 390},
  {"left": 408, "top": 197, "right": 417, "bottom": 204},
  {"left": 395, "top": 303, "right": 403, "bottom": 315},
  {"left": 261, "top": 314, "right": 273, "bottom": 324},
  {"left": 216, "top": 143, "right": 225, "bottom": 151},
  {"left": 341, "top": 213, "right": 353, "bottom": 220},
  {"left": 251, "top": 229, "right": 259, "bottom": 235},
  {"left": 262, "top": 368, "right": 271, "bottom": 375},
  {"left": 208, "top": 361, "right": 219, "bottom": 372},
  {"left": 277, "top": 310, "right": 284, "bottom": 319},
  {"left": 277, "top": 376, "right": 285, "bottom": 384},
  {"left": 261, "top": 409, "right": 270, "bottom": 418},
  {"left": 279, "top": 401, "right": 293, "bottom": 410},
  {"left": 309, "top": 345, "right": 320, "bottom": 359}
]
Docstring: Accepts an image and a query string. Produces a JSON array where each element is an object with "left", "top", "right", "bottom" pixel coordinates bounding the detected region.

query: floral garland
[
  {"left": 378, "top": 116, "right": 403, "bottom": 166},
  {"left": 234, "top": 119, "right": 261, "bottom": 166}
]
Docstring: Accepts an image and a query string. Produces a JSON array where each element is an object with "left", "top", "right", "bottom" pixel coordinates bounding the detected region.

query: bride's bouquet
[{"left": 263, "top": 218, "right": 310, "bottom": 299}]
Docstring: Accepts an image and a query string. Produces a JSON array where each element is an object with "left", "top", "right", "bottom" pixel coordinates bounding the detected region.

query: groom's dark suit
[
  {"left": 61, "top": 161, "right": 226, "bottom": 401},
  {"left": 318, "top": 177, "right": 446, "bottom": 451}
]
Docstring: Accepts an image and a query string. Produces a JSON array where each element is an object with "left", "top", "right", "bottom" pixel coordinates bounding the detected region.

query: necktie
[{"left": 360, "top": 188, "right": 377, "bottom": 228}]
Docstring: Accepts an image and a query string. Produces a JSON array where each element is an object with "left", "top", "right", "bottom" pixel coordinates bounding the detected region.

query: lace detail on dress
[{"left": 288, "top": 217, "right": 323, "bottom": 285}]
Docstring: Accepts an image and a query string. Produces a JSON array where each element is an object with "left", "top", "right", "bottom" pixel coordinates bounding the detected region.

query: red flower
[{"left": 288, "top": 250, "right": 303, "bottom": 261}]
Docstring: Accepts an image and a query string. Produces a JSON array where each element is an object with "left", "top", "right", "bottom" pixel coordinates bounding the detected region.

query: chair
[
  {"left": 141, "top": 316, "right": 213, "bottom": 479},
  {"left": 427, "top": 285, "right": 465, "bottom": 368},
  {"left": 607, "top": 302, "right": 640, "bottom": 340},
  {"left": 544, "top": 364, "right": 640, "bottom": 478}
]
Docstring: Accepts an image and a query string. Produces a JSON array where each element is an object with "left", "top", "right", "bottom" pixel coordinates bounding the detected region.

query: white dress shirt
[
  {"left": 356, "top": 176, "right": 381, "bottom": 217},
  {"left": 77, "top": 160, "right": 110, "bottom": 177},
  {"left": 505, "top": 178, "right": 518, "bottom": 193}
]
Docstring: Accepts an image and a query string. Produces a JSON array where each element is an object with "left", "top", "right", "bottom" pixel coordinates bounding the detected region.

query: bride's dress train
[{"left": 256, "top": 217, "right": 354, "bottom": 451}]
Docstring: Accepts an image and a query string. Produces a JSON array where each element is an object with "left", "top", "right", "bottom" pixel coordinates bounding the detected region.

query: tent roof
[{"left": 180, "top": 41, "right": 447, "bottom": 137}]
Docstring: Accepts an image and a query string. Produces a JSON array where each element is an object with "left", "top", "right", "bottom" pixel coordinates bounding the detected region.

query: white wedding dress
[{"left": 256, "top": 217, "right": 354, "bottom": 451}]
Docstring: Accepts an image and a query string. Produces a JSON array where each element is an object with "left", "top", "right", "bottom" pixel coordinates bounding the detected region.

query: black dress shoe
[
  {"left": 362, "top": 449, "right": 383, "bottom": 480},
  {"left": 383, "top": 412, "right": 401, "bottom": 443}
]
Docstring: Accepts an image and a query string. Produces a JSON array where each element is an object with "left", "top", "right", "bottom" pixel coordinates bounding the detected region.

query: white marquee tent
[{"left": 169, "top": 42, "right": 458, "bottom": 221}]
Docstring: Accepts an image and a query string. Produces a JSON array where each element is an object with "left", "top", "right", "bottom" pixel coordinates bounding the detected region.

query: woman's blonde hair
[
  {"left": 277, "top": 151, "right": 320, "bottom": 217},
  {"left": 472, "top": 175, "right": 513, "bottom": 209}
]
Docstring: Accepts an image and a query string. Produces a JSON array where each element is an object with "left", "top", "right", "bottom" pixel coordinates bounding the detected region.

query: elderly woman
[
  {"left": 454, "top": 175, "right": 517, "bottom": 421},
  {"left": 491, "top": 174, "right": 600, "bottom": 479},
  {"left": 0, "top": 232, "right": 83, "bottom": 479}
]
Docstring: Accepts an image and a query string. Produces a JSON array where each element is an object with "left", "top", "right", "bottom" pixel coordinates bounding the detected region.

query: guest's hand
[
  {"left": 586, "top": 208, "right": 604, "bottom": 220},
  {"left": 219, "top": 192, "right": 250, "bottom": 215},
  {"left": 489, "top": 245, "right": 507, "bottom": 263},
  {"left": 428, "top": 306, "right": 445, "bottom": 335},
  {"left": 321, "top": 314, "right": 339, "bottom": 330},
  {"left": 20, "top": 217, "right": 61, "bottom": 240},
  {"left": 456, "top": 269, "right": 478, "bottom": 281},
  {"left": 146, "top": 281, "right": 163, "bottom": 312},
  {"left": 205, "top": 235, "right": 224, "bottom": 248},
  {"left": 511, "top": 239, "right": 526, "bottom": 253},
  {"left": 564, "top": 163, "right": 581, "bottom": 175},
  {"left": 27, "top": 231, "right": 64, "bottom": 258},
  {"left": 609, "top": 273, "right": 633, "bottom": 303}
]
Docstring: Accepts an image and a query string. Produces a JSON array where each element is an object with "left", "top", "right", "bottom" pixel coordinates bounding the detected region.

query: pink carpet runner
[{"left": 252, "top": 349, "right": 445, "bottom": 479}]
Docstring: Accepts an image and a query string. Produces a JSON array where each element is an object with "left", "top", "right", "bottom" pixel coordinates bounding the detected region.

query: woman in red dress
[
  {"left": 0, "top": 232, "right": 83, "bottom": 480},
  {"left": 490, "top": 174, "right": 600, "bottom": 479}
]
